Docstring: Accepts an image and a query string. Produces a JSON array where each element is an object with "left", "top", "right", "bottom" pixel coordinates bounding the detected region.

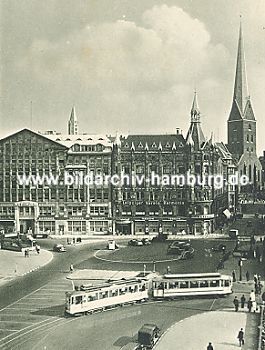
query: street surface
[{"left": 0, "top": 236, "right": 262, "bottom": 349}]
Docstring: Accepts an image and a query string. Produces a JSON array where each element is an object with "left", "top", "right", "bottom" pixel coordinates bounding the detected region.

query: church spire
[
  {"left": 233, "top": 20, "right": 249, "bottom": 115},
  {"left": 190, "top": 91, "right": 200, "bottom": 122},
  {"left": 186, "top": 91, "right": 205, "bottom": 150},
  {"left": 68, "top": 106, "right": 78, "bottom": 135}
]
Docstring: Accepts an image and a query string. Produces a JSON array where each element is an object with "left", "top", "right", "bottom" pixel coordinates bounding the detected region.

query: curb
[{"left": 0, "top": 250, "right": 54, "bottom": 284}]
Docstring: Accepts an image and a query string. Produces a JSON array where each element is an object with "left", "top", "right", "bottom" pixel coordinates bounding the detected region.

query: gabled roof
[
  {"left": 243, "top": 99, "right": 255, "bottom": 121},
  {"left": 186, "top": 120, "right": 206, "bottom": 150},
  {"left": 120, "top": 134, "right": 186, "bottom": 151},
  {"left": 0, "top": 128, "right": 68, "bottom": 149},
  {"left": 43, "top": 133, "right": 112, "bottom": 148}
]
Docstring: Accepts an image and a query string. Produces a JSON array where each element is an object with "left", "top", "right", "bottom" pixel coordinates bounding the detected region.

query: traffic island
[{"left": 0, "top": 249, "right": 53, "bottom": 287}]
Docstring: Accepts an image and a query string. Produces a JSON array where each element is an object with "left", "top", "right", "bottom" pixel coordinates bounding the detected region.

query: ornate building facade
[{"left": 112, "top": 94, "right": 236, "bottom": 235}]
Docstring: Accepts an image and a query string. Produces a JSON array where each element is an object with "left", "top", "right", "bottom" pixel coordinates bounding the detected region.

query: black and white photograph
[{"left": 0, "top": 1, "right": 265, "bottom": 349}]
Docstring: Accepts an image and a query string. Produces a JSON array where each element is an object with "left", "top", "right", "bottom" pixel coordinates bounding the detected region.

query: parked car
[
  {"left": 137, "top": 324, "right": 161, "bottom": 349},
  {"left": 53, "top": 244, "right": 66, "bottom": 252},
  {"left": 128, "top": 239, "right": 143, "bottom": 246},
  {"left": 142, "top": 238, "right": 151, "bottom": 245},
  {"left": 151, "top": 234, "right": 168, "bottom": 243}
]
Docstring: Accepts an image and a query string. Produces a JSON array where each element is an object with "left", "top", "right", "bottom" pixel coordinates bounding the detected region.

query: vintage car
[
  {"left": 128, "top": 239, "right": 143, "bottom": 246},
  {"left": 53, "top": 244, "right": 66, "bottom": 252},
  {"left": 137, "top": 324, "right": 161, "bottom": 349}
]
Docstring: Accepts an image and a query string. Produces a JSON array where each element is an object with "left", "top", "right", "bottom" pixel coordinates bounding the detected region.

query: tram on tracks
[
  {"left": 65, "top": 273, "right": 232, "bottom": 316},
  {"left": 65, "top": 278, "right": 149, "bottom": 316},
  {"left": 152, "top": 272, "right": 233, "bottom": 299}
]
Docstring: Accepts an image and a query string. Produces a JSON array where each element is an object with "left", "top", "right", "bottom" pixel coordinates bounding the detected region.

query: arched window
[
  {"left": 251, "top": 135, "right": 254, "bottom": 142},
  {"left": 248, "top": 165, "right": 252, "bottom": 182},
  {"left": 246, "top": 135, "right": 249, "bottom": 142}
]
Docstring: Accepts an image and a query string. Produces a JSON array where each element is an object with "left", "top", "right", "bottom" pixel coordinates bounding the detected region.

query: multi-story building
[
  {"left": 0, "top": 110, "right": 113, "bottom": 236},
  {"left": 112, "top": 93, "right": 236, "bottom": 235}
]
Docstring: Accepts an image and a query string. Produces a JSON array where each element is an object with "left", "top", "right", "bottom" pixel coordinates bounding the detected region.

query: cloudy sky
[{"left": 1, "top": 0, "right": 264, "bottom": 153}]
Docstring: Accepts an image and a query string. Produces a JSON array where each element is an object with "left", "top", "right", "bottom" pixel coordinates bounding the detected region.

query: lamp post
[{"left": 238, "top": 258, "right": 243, "bottom": 281}]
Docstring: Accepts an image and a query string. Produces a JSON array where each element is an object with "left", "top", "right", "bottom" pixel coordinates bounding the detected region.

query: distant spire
[
  {"left": 191, "top": 91, "right": 200, "bottom": 121},
  {"left": 233, "top": 19, "right": 249, "bottom": 114},
  {"left": 68, "top": 106, "right": 78, "bottom": 135},
  {"left": 114, "top": 131, "right": 121, "bottom": 147},
  {"left": 186, "top": 91, "right": 205, "bottom": 150}
]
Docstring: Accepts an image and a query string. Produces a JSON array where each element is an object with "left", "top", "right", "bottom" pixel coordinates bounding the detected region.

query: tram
[
  {"left": 65, "top": 278, "right": 149, "bottom": 316},
  {"left": 152, "top": 273, "right": 232, "bottom": 299}
]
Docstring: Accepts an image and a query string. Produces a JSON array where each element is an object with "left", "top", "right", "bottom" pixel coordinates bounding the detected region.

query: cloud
[{"left": 18, "top": 4, "right": 229, "bottom": 135}]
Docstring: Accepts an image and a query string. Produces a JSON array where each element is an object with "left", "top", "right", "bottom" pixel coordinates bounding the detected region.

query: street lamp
[{"left": 238, "top": 258, "right": 243, "bottom": 281}]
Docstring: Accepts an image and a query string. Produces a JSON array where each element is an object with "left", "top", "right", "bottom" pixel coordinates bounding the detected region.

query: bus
[
  {"left": 65, "top": 278, "right": 149, "bottom": 316},
  {"left": 152, "top": 272, "right": 232, "bottom": 299}
]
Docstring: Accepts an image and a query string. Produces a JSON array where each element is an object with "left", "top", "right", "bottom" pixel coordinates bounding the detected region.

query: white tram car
[
  {"left": 152, "top": 273, "right": 233, "bottom": 299},
  {"left": 65, "top": 278, "right": 149, "bottom": 316}
]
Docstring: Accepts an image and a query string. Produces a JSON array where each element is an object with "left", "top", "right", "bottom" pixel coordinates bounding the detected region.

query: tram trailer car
[
  {"left": 65, "top": 278, "right": 149, "bottom": 316},
  {"left": 152, "top": 273, "right": 233, "bottom": 299}
]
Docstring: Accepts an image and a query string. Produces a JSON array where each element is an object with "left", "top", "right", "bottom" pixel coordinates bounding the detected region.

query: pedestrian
[
  {"left": 252, "top": 299, "right": 257, "bottom": 313},
  {"left": 232, "top": 270, "right": 236, "bottom": 282},
  {"left": 24, "top": 249, "right": 27, "bottom": 258},
  {"left": 237, "top": 328, "right": 245, "bottom": 346},
  {"left": 254, "top": 274, "right": 258, "bottom": 284},
  {"left": 233, "top": 296, "right": 239, "bottom": 312},
  {"left": 261, "top": 291, "right": 265, "bottom": 305},
  {"left": 247, "top": 298, "right": 252, "bottom": 312},
  {"left": 250, "top": 289, "right": 256, "bottom": 302},
  {"left": 240, "top": 294, "right": 246, "bottom": 308},
  {"left": 207, "top": 342, "right": 214, "bottom": 350},
  {"left": 246, "top": 270, "right": 250, "bottom": 281},
  {"left": 70, "top": 264, "right": 74, "bottom": 273},
  {"left": 35, "top": 245, "right": 40, "bottom": 254}
]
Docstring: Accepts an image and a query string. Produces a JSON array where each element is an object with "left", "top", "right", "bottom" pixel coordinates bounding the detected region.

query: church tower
[
  {"left": 68, "top": 106, "right": 78, "bottom": 135},
  {"left": 227, "top": 22, "right": 261, "bottom": 188}
]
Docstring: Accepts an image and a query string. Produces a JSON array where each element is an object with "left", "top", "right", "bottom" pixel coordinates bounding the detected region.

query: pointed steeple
[
  {"left": 233, "top": 20, "right": 249, "bottom": 115},
  {"left": 114, "top": 131, "right": 121, "bottom": 148},
  {"left": 68, "top": 106, "right": 78, "bottom": 135},
  {"left": 191, "top": 91, "right": 200, "bottom": 121},
  {"left": 186, "top": 91, "right": 205, "bottom": 150}
]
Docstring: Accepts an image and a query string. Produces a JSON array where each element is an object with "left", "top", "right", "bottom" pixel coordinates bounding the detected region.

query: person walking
[
  {"left": 207, "top": 342, "right": 214, "bottom": 350},
  {"left": 70, "top": 264, "right": 74, "bottom": 273},
  {"left": 232, "top": 270, "right": 236, "bottom": 282},
  {"left": 262, "top": 290, "right": 265, "bottom": 305},
  {"left": 240, "top": 294, "right": 246, "bottom": 309},
  {"left": 237, "top": 328, "right": 245, "bottom": 346},
  {"left": 247, "top": 298, "right": 252, "bottom": 312},
  {"left": 252, "top": 299, "right": 257, "bottom": 313},
  {"left": 246, "top": 270, "right": 250, "bottom": 281},
  {"left": 250, "top": 289, "right": 256, "bottom": 302},
  {"left": 233, "top": 296, "right": 239, "bottom": 312}
]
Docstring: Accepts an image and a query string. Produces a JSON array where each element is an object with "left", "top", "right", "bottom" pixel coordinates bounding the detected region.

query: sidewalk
[
  {"left": 0, "top": 249, "right": 53, "bottom": 287},
  {"left": 155, "top": 310, "right": 248, "bottom": 350}
]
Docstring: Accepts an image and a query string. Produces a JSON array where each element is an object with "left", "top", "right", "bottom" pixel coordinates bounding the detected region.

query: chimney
[{"left": 176, "top": 128, "right": 180, "bottom": 135}]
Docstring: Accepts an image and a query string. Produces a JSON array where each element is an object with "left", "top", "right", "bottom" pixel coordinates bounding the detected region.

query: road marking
[
  {"left": 210, "top": 299, "right": 217, "bottom": 311},
  {"left": 3, "top": 308, "right": 38, "bottom": 311},
  {"left": 0, "top": 317, "right": 56, "bottom": 344},
  {"left": 0, "top": 328, "right": 19, "bottom": 332},
  {"left": 0, "top": 284, "right": 46, "bottom": 313},
  {"left": 0, "top": 317, "right": 63, "bottom": 347},
  {"left": 0, "top": 321, "right": 33, "bottom": 324}
]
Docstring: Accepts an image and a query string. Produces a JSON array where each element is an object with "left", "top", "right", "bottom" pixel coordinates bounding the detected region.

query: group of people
[
  {"left": 233, "top": 290, "right": 257, "bottom": 313},
  {"left": 206, "top": 328, "right": 245, "bottom": 349}
]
